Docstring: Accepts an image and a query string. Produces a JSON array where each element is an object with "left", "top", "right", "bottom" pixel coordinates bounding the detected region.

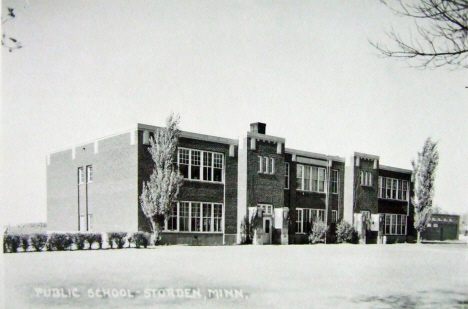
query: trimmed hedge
[
  {"left": 31, "top": 233, "right": 48, "bottom": 251},
  {"left": 20, "top": 234, "right": 30, "bottom": 252},
  {"left": 132, "top": 232, "right": 151, "bottom": 248},
  {"left": 4, "top": 234, "right": 21, "bottom": 253},
  {"left": 48, "top": 233, "right": 74, "bottom": 251},
  {"left": 107, "top": 232, "right": 128, "bottom": 249},
  {"left": 85, "top": 233, "right": 103, "bottom": 250},
  {"left": 72, "top": 233, "right": 87, "bottom": 250}
]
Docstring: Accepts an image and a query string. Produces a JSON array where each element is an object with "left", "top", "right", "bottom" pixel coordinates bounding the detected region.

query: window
[
  {"left": 191, "top": 203, "right": 201, "bottom": 232},
  {"left": 179, "top": 202, "right": 190, "bottom": 232},
  {"left": 168, "top": 206, "right": 178, "bottom": 231},
  {"left": 166, "top": 202, "right": 223, "bottom": 233},
  {"left": 202, "top": 203, "right": 212, "bottom": 232},
  {"left": 378, "top": 177, "right": 408, "bottom": 201},
  {"left": 433, "top": 223, "right": 438, "bottom": 228},
  {"left": 178, "top": 148, "right": 223, "bottom": 182},
  {"left": 78, "top": 167, "right": 84, "bottom": 185},
  {"left": 332, "top": 210, "right": 338, "bottom": 223},
  {"left": 361, "top": 171, "right": 372, "bottom": 186},
  {"left": 86, "top": 165, "right": 93, "bottom": 183},
  {"left": 213, "top": 204, "right": 222, "bottom": 232},
  {"left": 259, "top": 204, "right": 273, "bottom": 215},
  {"left": 285, "top": 162, "right": 290, "bottom": 189},
  {"left": 296, "top": 165, "right": 326, "bottom": 193},
  {"left": 331, "top": 170, "right": 339, "bottom": 194},
  {"left": 258, "top": 156, "right": 274, "bottom": 174},
  {"left": 296, "top": 208, "right": 326, "bottom": 234},
  {"left": 383, "top": 214, "right": 407, "bottom": 235}
]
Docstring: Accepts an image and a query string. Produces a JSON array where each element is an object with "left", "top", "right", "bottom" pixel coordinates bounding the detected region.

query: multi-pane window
[
  {"left": 214, "top": 204, "right": 222, "bottom": 232},
  {"left": 78, "top": 167, "right": 84, "bottom": 185},
  {"left": 296, "top": 208, "right": 326, "bottom": 233},
  {"left": 285, "top": 163, "right": 290, "bottom": 189},
  {"left": 259, "top": 204, "right": 273, "bottom": 215},
  {"left": 191, "top": 203, "right": 201, "bottom": 232},
  {"left": 360, "top": 171, "right": 373, "bottom": 186},
  {"left": 384, "top": 214, "right": 407, "bottom": 235},
  {"left": 166, "top": 202, "right": 223, "bottom": 233},
  {"left": 258, "top": 156, "right": 275, "bottom": 174},
  {"left": 86, "top": 165, "right": 93, "bottom": 183},
  {"left": 168, "top": 207, "right": 178, "bottom": 231},
  {"left": 378, "top": 177, "right": 408, "bottom": 201},
  {"left": 202, "top": 203, "right": 212, "bottom": 232},
  {"left": 331, "top": 169, "right": 339, "bottom": 194},
  {"left": 296, "top": 165, "right": 326, "bottom": 193},
  {"left": 179, "top": 202, "right": 190, "bottom": 232},
  {"left": 332, "top": 210, "right": 338, "bottom": 223},
  {"left": 178, "top": 148, "right": 223, "bottom": 182}
]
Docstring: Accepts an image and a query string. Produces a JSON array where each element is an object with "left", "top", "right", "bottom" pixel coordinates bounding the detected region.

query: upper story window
[
  {"left": 331, "top": 169, "right": 339, "bottom": 194},
  {"left": 360, "top": 171, "right": 373, "bottom": 187},
  {"left": 296, "top": 164, "right": 325, "bottom": 193},
  {"left": 258, "top": 156, "right": 275, "bottom": 175},
  {"left": 378, "top": 176, "right": 408, "bottom": 201},
  {"left": 86, "top": 165, "right": 93, "bottom": 183},
  {"left": 178, "top": 148, "right": 223, "bottom": 182},
  {"left": 78, "top": 167, "right": 84, "bottom": 185},
  {"left": 284, "top": 162, "right": 290, "bottom": 189}
]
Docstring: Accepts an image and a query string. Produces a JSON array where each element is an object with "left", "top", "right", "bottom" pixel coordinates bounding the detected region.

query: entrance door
[{"left": 262, "top": 218, "right": 271, "bottom": 244}]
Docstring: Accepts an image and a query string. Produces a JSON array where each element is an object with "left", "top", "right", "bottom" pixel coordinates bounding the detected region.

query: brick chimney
[{"left": 250, "top": 122, "right": 266, "bottom": 134}]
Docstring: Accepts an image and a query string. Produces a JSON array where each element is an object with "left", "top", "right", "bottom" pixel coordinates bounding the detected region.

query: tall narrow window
[
  {"left": 78, "top": 167, "right": 84, "bottom": 185},
  {"left": 296, "top": 209, "right": 303, "bottom": 233},
  {"left": 304, "top": 209, "right": 311, "bottom": 233},
  {"left": 213, "top": 153, "right": 223, "bottom": 182},
  {"left": 179, "top": 202, "right": 189, "bottom": 231},
  {"left": 284, "top": 162, "right": 290, "bottom": 189},
  {"left": 270, "top": 158, "right": 275, "bottom": 174},
  {"left": 318, "top": 168, "right": 325, "bottom": 192},
  {"left": 168, "top": 206, "right": 178, "bottom": 231},
  {"left": 331, "top": 170, "right": 339, "bottom": 194},
  {"left": 86, "top": 165, "right": 93, "bottom": 183},
  {"left": 213, "top": 204, "right": 222, "bottom": 232},
  {"left": 178, "top": 149, "right": 189, "bottom": 179},
  {"left": 203, "top": 152, "right": 212, "bottom": 181},
  {"left": 263, "top": 157, "right": 269, "bottom": 174},
  {"left": 258, "top": 156, "right": 263, "bottom": 173},
  {"left": 191, "top": 203, "right": 201, "bottom": 232},
  {"left": 332, "top": 210, "right": 338, "bottom": 223},
  {"left": 386, "top": 178, "right": 392, "bottom": 198},
  {"left": 191, "top": 150, "right": 201, "bottom": 180},
  {"left": 397, "top": 180, "right": 402, "bottom": 200},
  {"left": 402, "top": 181, "right": 408, "bottom": 201},
  {"left": 296, "top": 165, "right": 303, "bottom": 190},
  {"left": 304, "top": 166, "right": 312, "bottom": 191},
  {"left": 202, "top": 203, "right": 212, "bottom": 232},
  {"left": 311, "top": 166, "right": 318, "bottom": 191}
]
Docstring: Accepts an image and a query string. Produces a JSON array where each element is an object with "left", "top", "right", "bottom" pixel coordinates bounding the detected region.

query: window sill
[{"left": 182, "top": 179, "right": 224, "bottom": 185}]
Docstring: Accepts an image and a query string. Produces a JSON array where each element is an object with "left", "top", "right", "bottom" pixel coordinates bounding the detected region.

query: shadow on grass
[{"left": 353, "top": 289, "right": 468, "bottom": 309}]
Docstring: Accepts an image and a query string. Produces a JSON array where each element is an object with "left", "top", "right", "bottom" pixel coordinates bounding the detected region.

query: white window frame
[
  {"left": 78, "top": 167, "right": 84, "bottom": 185},
  {"left": 259, "top": 204, "right": 273, "bottom": 215},
  {"left": 378, "top": 176, "right": 409, "bottom": 201},
  {"left": 270, "top": 158, "right": 275, "bottom": 174},
  {"left": 285, "top": 162, "right": 290, "bottom": 189},
  {"left": 383, "top": 214, "right": 407, "bottom": 235},
  {"left": 296, "top": 208, "right": 326, "bottom": 234},
  {"left": 331, "top": 169, "right": 339, "bottom": 194},
  {"left": 361, "top": 171, "right": 372, "bottom": 187},
  {"left": 164, "top": 201, "right": 224, "bottom": 233},
  {"left": 86, "top": 165, "right": 93, "bottom": 183},
  {"left": 332, "top": 210, "right": 338, "bottom": 223},
  {"left": 258, "top": 156, "right": 263, "bottom": 173},
  {"left": 177, "top": 148, "right": 224, "bottom": 183},
  {"left": 296, "top": 164, "right": 326, "bottom": 193}
]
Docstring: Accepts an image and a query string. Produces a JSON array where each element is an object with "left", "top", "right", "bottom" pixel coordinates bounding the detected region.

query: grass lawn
[{"left": 3, "top": 244, "right": 468, "bottom": 308}]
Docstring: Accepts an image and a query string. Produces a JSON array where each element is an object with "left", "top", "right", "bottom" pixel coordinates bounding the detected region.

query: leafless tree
[
  {"left": 370, "top": 0, "right": 468, "bottom": 69},
  {"left": 140, "top": 113, "right": 184, "bottom": 243}
]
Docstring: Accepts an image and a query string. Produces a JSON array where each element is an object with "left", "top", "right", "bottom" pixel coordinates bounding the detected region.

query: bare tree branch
[{"left": 371, "top": 0, "right": 468, "bottom": 69}]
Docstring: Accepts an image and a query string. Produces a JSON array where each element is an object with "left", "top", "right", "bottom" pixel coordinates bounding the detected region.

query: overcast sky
[{"left": 1, "top": 0, "right": 467, "bottom": 226}]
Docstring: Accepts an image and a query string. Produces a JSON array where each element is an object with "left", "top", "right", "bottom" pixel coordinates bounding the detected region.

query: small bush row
[{"left": 3, "top": 232, "right": 151, "bottom": 253}]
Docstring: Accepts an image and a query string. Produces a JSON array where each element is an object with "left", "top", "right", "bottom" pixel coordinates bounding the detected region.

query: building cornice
[
  {"left": 286, "top": 148, "right": 345, "bottom": 163},
  {"left": 379, "top": 165, "right": 412, "bottom": 174},
  {"left": 247, "top": 131, "right": 285, "bottom": 144}
]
